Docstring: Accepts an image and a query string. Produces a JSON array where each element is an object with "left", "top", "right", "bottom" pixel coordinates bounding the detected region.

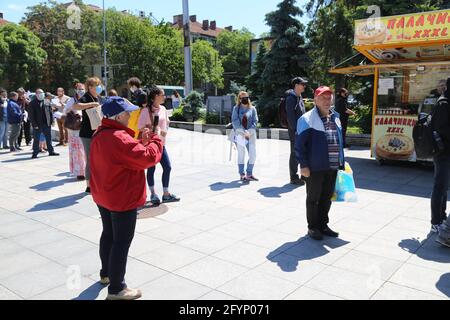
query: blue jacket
[
  {"left": 231, "top": 105, "right": 258, "bottom": 131},
  {"left": 7, "top": 100, "right": 23, "bottom": 124},
  {"left": 295, "top": 106, "right": 345, "bottom": 172},
  {"left": 285, "top": 89, "right": 305, "bottom": 131}
]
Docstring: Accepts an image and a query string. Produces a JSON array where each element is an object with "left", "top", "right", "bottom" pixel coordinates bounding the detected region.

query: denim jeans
[
  {"left": 431, "top": 153, "right": 450, "bottom": 225},
  {"left": 237, "top": 130, "right": 256, "bottom": 176},
  {"left": 0, "top": 120, "right": 8, "bottom": 148},
  {"left": 8, "top": 123, "right": 21, "bottom": 150},
  {"left": 147, "top": 147, "right": 171, "bottom": 189},
  {"left": 32, "top": 126, "right": 54, "bottom": 156},
  {"left": 98, "top": 205, "right": 137, "bottom": 294}
]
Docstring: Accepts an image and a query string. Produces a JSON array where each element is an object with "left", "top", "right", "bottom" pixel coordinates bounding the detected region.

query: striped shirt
[{"left": 321, "top": 115, "right": 339, "bottom": 170}]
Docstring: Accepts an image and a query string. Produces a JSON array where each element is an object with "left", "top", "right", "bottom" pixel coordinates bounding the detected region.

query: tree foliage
[
  {"left": 0, "top": 23, "right": 47, "bottom": 89},
  {"left": 258, "top": 0, "right": 309, "bottom": 126},
  {"left": 216, "top": 28, "right": 254, "bottom": 91}
]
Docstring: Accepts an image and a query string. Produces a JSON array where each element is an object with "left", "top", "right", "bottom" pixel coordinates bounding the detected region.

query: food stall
[{"left": 330, "top": 8, "right": 450, "bottom": 163}]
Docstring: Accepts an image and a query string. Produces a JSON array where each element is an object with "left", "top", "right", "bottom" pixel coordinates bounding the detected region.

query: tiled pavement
[{"left": 0, "top": 128, "right": 449, "bottom": 300}]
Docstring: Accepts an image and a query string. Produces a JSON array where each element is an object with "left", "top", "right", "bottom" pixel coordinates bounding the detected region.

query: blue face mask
[{"left": 96, "top": 85, "right": 103, "bottom": 95}]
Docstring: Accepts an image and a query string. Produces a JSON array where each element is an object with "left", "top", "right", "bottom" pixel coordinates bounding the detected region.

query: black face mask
[{"left": 241, "top": 97, "right": 249, "bottom": 105}]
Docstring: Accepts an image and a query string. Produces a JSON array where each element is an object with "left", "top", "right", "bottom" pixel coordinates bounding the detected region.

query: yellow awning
[{"left": 329, "top": 60, "right": 450, "bottom": 76}]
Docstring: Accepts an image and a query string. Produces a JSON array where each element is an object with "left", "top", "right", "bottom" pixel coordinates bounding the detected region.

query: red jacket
[{"left": 90, "top": 118, "right": 163, "bottom": 212}]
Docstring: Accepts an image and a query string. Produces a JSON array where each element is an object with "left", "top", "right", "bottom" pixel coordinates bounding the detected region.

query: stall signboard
[
  {"left": 355, "top": 9, "right": 450, "bottom": 46},
  {"left": 372, "top": 115, "right": 418, "bottom": 161}
]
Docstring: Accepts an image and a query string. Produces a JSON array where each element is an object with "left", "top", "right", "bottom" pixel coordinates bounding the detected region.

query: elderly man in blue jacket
[{"left": 295, "top": 86, "right": 345, "bottom": 241}]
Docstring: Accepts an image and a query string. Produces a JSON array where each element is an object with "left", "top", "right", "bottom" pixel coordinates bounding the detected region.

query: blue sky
[{"left": 2, "top": 0, "right": 310, "bottom": 37}]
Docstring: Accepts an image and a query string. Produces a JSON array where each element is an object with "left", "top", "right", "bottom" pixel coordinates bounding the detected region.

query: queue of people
[{"left": 6, "top": 73, "right": 450, "bottom": 301}]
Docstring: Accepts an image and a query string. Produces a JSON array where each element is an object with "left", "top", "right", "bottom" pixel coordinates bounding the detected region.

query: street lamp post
[
  {"left": 103, "top": 0, "right": 108, "bottom": 90},
  {"left": 182, "top": 0, "right": 193, "bottom": 95}
]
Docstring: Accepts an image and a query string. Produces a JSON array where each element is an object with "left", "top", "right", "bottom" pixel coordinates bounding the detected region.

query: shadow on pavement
[
  {"left": 267, "top": 236, "right": 350, "bottom": 272},
  {"left": 30, "top": 178, "right": 78, "bottom": 191},
  {"left": 27, "top": 192, "right": 88, "bottom": 212},
  {"left": 1, "top": 156, "right": 34, "bottom": 163},
  {"left": 436, "top": 273, "right": 450, "bottom": 298},
  {"left": 209, "top": 180, "right": 249, "bottom": 191},
  {"left": 258, "top": 183, "right": 301, "bottom": 198},
  {"left": 345, "top": 156, "right": 434, "bottom": 198},
  {"left": 55, "top": 172, "right": 72, "bottom": 177},
  {"left": 72, "top": 282, "right": 106, "bottom": 300},
  {"left": 399, "top": 237, "right": 450, "bottom": 297}
]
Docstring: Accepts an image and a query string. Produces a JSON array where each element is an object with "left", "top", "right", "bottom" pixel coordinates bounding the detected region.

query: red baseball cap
[{"left": 314, "top": 86, "right": 334, "bottom": 97}]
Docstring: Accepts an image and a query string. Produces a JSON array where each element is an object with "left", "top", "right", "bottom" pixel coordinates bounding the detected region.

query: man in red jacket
[{"left": 90, "top": 96, "right": 163, "bottom": 300}]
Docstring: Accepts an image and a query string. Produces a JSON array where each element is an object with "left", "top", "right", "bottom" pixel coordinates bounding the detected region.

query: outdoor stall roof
[
  {"left": 329, "top": 60, "right": 450, "bottom": 76},
  {"left": 352, "top": 8, "right": 450, "bottom": 64}
]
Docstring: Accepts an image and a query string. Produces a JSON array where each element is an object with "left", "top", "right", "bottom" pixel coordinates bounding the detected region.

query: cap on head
[
  {"left": 291, "top": 77, "right": 308, "bottom": 88},
  {"left": 102, "top": 96, "right": 139, "bottom": 118},
  {"left": 314, "top": 86, "right": 333, "bottom": 97}
]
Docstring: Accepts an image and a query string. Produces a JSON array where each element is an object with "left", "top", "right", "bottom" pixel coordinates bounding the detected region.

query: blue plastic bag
[{"left": 332, "top": 163, "right": 357, "bottom": 202}]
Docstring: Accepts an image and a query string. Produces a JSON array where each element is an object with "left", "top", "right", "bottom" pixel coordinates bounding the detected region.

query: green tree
[
  {"left": 23, "top": 0, "right": 101, "bottom": 91},
  {"left": 246, "top": 42, "right": 267, "bottom": 100},
  {"left": 216, "top": 28, "right": 254, "bottom": 92},
  {"left": 192, "top": 40, "right": 224, "bottom": 91},
  {"left": 0, "top": 23, "right": 47, "bottom": 89},
  {"left": 106, "top": 11, "right": 185, "bottom": 87},
  {"left": 306, "top": 1, "right": 354, "bottom": 89},
  {"left": 258, "top": 0, "right": 309, "bottom": 126}
]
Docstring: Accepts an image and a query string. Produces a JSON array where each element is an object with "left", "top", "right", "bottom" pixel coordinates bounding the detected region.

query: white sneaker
[{"left": 106, "top": 288, "right": 142, "bottom": 300}]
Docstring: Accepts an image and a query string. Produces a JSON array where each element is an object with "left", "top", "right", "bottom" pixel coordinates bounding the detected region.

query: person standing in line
[
  {"left": 296, "top": 86, "right": 344, "bottom": 241},
  {"left": 64, "top": 83, "right": 86, "bottom": 180},
  {"left": 286, "top": 77, "right": 308, "bottom": 185},
  {"left": 29, "top": 89, "right": 60, "bottom": 159},
  {"left": 127, "top": 77, "right": 146, "bottom": 139},
  {"left": 17, "top": 88, "right": 32, "bottom": 147},
  {"left": 52, "top": 87, "right": 70, "bottom": 146},
  {"left": 334, "top": 88, "right": 356, "bottom": 148},
  {"left": 231, "top": 91, "right": 259, "bottom": 182},
  {"left": 72, "top": 77, "right": 102, "bottom": 193},
  {"left": 7, "top": 92, "right": 23, "bottom": 152},
  {"left": 0, "top": 89, "right": 9, "bottom": 149},
  {"left": 90, "top": 96, "right": 163, "bottom": 300},
  {"left": 430, "top": 78, "right": 450, "bottom": 234},
  {"left": 138, "top": 86, "right": 180, "bottom": 205}
]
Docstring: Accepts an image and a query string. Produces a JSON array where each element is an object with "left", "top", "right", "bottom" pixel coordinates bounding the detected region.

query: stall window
[{"left": 377, "top": 65, "right": 450, "bottom": 116}]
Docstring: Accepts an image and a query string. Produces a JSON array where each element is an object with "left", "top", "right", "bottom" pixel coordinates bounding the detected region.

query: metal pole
[
  {"left": 182, "top": 0, "right": 193, "bottom": 95},
  {"left": 103, "top": 0, "right": 108, "bottom": 90}
]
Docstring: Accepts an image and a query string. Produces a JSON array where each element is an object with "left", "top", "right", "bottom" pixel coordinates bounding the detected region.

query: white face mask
[
  {"left": 76, "top": 89, "right": 85, "bottom": 97},
  {"left": 37, "top": 93, "right": 45, "bottom": 101}
]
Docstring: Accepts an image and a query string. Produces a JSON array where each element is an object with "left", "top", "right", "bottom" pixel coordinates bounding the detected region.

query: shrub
[
  {"left": 349, "top": 105, "right": 372, "bottom": 134},
  {"left": 183, "top": 91, "right": 205, "bottom": 121},
  {"left": 170, "top": 106, "right": 186, "bottom": 121}
]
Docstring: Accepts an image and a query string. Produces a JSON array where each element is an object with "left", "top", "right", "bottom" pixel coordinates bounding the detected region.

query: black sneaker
[
  {"left": 290, "top": 177, "right": 305, "bottom": 185},
  {"left": 31, "top": 154, "right": 38, "bottom": 159},
  {"left": 308, "top": 229, "right": 323, "bottom": 241},
  {"left": 322, "top": 226, "right": 339, "bottom": 238},
  {"left": 49, "top": 152, "right": 60, "bottom": 156}
]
